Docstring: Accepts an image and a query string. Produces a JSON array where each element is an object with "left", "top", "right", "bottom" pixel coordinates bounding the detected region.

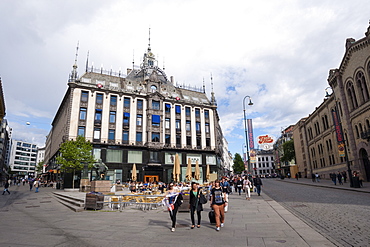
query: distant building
[
  {"left": 252, "top": 149, "right": 275, "bottom": 176},
  {"left": 36, "top": 147, "right": 45, "bottom": 176},
  {"left": 293, "top": 24, "right": 370, "bottom": 182},
  {"left": 0, "top": 119, "right": 12, "bottom": 183},
  {"left": 274, "top": 125, "right": 295, "bottom": 177},
  {"left": 9, "top": 140, "right": 38, "bottom": 178},
  {"left": 44, "top": 41, "right": 227, "bottom": 187}
]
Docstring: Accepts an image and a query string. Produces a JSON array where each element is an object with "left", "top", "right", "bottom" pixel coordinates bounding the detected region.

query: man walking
[
  {"left": 253, "top": 175, "right": 263, "bottom": 196},
  {"left": 2, "top": 181, "right": 10, "bottom": 195}
]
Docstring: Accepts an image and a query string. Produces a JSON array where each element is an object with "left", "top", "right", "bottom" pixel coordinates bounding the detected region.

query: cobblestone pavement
[{"left": 262, "top": 179, "right": 370, "bottom": 247}]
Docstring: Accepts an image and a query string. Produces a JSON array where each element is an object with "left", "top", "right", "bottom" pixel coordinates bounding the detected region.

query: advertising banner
[
  {"left": 247, "top": 119, "right": 254, "bottom": 149},
  {"left": 257, "top": 134, "right": 275, "bottom": 150}
]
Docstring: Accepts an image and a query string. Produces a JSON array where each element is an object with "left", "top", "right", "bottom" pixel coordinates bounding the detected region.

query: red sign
[{"left": 258, "top": 135, "right": 274, "bottom": 144}]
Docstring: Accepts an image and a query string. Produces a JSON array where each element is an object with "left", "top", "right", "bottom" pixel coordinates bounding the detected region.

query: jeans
[
  {"left": 255, "top": 185, "right": 261, "bottom": 195},
  {"left": 169, "top": 205, "right": 179, "bottom": 228},
  {"left": 190, "top": 206, "right": 201, "bottom": 226},
  {"left": 35, "top": 187, "right": 39, "bottom": 193}
]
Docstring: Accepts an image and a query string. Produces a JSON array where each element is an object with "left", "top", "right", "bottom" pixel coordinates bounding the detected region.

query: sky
[{"left": 1, "top": 0, "right": 369, "bottom": 156}]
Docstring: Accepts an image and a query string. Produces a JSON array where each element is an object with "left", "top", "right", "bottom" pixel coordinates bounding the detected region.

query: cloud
[{"left": 1, "top": 0, "right": 369, "bottom": 156}]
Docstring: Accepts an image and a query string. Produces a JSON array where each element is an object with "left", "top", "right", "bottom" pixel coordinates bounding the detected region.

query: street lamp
[
  {"left": 243, "top": 96, "right": 253, "bottom": 174},
  {"left": 325, "top": 87, "right": 353, "bottom": 187}
]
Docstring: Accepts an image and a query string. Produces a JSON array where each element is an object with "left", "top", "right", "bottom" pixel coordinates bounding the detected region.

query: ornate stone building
[
  {"left": 44, "top": 43, "right": 226, "bottom": 187},
  {"left": 293, "top": 24, "right": 370, "bottom": 182}
]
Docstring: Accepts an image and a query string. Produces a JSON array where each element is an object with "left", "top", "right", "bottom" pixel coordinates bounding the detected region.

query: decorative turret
[
  {"left": 210, "top": 73, "right": 217, "bottom": 106},
  {"left": 69, "top": 42, "right": 79, "bottom": 82}
]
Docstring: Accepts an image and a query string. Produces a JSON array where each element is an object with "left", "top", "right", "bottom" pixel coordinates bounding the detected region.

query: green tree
[
  {"left": 36, "top": 161, "right": 44, "bottom": 174},
  {"left": 233, "top": 153, "right": 245, "bottom": 174},
  {"left": 56, "top": 136, "right": 96, "bottom": 189},
  {"left": 280, "top": 139, "right": 295, "bottom": 163}
]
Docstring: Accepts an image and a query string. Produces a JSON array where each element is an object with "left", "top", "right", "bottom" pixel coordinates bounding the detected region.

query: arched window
[
  {"left": 356, "top": 71, "right": 369, "bottom": 104},
  {"left": 355, "top": 125, "right": 359, "bottom": 138},
  {"left": 346, "top": 81, "right": 358, "bottom": 110},
  {"left": 366, "top": 119, "right": 370, "bottom": 130}
]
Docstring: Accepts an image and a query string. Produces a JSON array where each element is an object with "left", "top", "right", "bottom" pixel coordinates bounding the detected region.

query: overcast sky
[{"left": 1, "top": 0, "right": 369, "bottom": 156}]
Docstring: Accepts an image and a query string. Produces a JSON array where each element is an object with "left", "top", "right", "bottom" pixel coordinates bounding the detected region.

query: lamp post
[
  {"left": 325, "top": 87, "right": 353, "bottom": 187},
  {"left": 243, "top": 96, "right": 253, "bottom": 174}
]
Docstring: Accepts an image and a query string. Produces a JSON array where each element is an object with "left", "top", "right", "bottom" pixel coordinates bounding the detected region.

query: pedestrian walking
[
  {"left": 34, "top": 179, "right": 40, "bottom": 193},
  {"left": 337, "top": 172, "right": 343, "bottom": 185},
  {"left": 210, "top": 180, "right": 227, "bottom": 231},
  {"left": 236, "top": 177, "right": 243, "bottom": 195},
  {"left": 253, "top": 175, "right": 263, "bottom": 196},
  {"left": 189, "top": 183, "right": 204, "bottom": 229},
  {"left": 315, "top": 173, "right": 320, "bottom": 182},
  {"left": 330, "top": 173, "right": 337, "bottom": 185},
  {"left": 2, "top": 181, "right": 10, "bottom": 195},
  {"left": 342, "top": 171, "right": 347, "bottom": 183},
  {"left": 295, "top": 173, "right": 299, "bottom": 180},
  {"left": 311, "top": 173, "right": 316, "bottom": 182},
  {"left": 29, "top": 178, "right": 34, "bottom": 191},
  {"left": 164, "top": 183, "right": 183, "bottom": 232},
  {"left": 243, "top": 176, "right": 252, "bottom": 200}
]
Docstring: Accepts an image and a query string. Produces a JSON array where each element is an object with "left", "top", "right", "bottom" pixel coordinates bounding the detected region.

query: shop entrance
[{"left": 144, "top": 175, "right": 159, "bottom": 183}]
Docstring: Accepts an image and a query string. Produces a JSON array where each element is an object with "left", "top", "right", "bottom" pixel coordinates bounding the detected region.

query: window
[
  {"left": 176, "top": 135, "right": 181, "bottom": 146},
  {"left": 206, "top": 138, "right": 210, "bottom": 147},
  {"left": 152, "top": 100, "right": 160, "bottom": 110},
  {"left": 195, "top": 108, "right": 200, "bottom": 117},
  {"left": 204, "top": 110, "right": 209, "bottom": 119},
  {"left": 175, "top": 105, "right": 181, "bottom": 114},
  {"left": 150, "top": 152, "right": 159, "bottom": 162},
  {"left": 151, "top": 85, "right": 157, "bottom": 93},
  {"left": 79, "top": 108, "right": 87, "bottom": 120},
  {"left": 122, "top": 130, "right": 129, "bottom": 143},
  {"left": 165, "top": 134, "right": 170, "bottom": 144},
  {"left": 110, "top": 95, "right": 117, "bottom": 106},
  {"left": 152, "top": 115, "right": 160, "bottom": 127},
  {"left": 205, "top": 123, "right": 210, "bottom": 133},
  {"left": 165, "top": 103, "right": 171, "bottom": 113},
  {"left": 165, "top": 118, "right": 170, "bottom": 129},
  {"left": 196, "top": 122, "right": 201, "bottom": 132},
  {"left": 78, "top": 127, "right": 85, "bottom": 137},
  {"left": 136, "top": 132, "right": 142, "bottom": 142},
  {"left": 186, "top": 136, "right": 191, "bottom": 146},
  {"left": 106, "top": 149, "right": 122, "bottom": 163},
  {"left": 94, "top": 128, "right": 101, "bottom": 140},
  {"left": 185, "top": 107, "right": 191, "bottom": 116},
  {"left": 186, "top": 121, "right": 191, "bottom": 131},
  {"left": 81, "top": 91, "right": 89, "bottom": 102},
  {"left": 108, "top": 129, "right": 115, "bottom": 140},
  {"left": 176, "top": 119, "right": 181, "bottom": 130},
  {"left": 96, "top": 93, "right": 103, "bottom": 104},
  {"left": 128, "top": 151, "right": 142, "bottom": 163},
  {"left": 109, "top": 111, "right": 116, "bottom": 123},
  {"left": 124, "top": 97, "right": 130, "bottom": 108},
  {"left": 152, "top": 132, "right": 160, "bottom": 142},
  {"left": 123, "top": 112, "right": 130, "bottom": 127},
  {"left": 136, "top": 114, "right": 142, "bottom": 126},
  {"left": 196, "top": 136, "right": 201, "bottom": 147},
  {"left": 95, "top": 109, "right": 102, "bottom": 121},
  {"left": 137, "top": 99, "right": 143, "bottom": 110}
]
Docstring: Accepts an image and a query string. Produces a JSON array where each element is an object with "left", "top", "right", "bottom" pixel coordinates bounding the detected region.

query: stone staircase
[{"left": 53, "top": 192, "right": 85, "bottom": 212}]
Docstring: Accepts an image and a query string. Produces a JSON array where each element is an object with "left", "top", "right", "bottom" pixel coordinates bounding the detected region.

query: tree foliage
[
  {"left": 280, "top": 139, "right": 295, "bottom": 163},
  {"left": 233, "top": 153, "right": 245, "bottom": 174},
  {"left": 56, "top": 136, "right": 95, "bottom": 188},
  {"left": 36, "top": 161, "right": 44, "bottom": 173}
]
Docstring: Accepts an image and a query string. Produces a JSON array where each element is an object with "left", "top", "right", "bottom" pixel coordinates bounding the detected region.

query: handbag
[
  {"left": 199, "top": 192, "right": 207, "bottom": 204},
  {"left": 167, "top": 204, "right": 174, "bottom": 211}
]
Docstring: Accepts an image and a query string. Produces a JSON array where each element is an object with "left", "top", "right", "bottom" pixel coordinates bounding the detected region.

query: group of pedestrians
[
  {"left": 329, "top": 171, "right": 347, "bottom": 185},
  {"left": 164, "top": 175, "right": 264, "bottom": 232}
]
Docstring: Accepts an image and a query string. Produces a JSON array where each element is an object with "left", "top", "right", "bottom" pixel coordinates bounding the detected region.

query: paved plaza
[{"left": 0, "top": 182, "right": 337, "bottom": 247}]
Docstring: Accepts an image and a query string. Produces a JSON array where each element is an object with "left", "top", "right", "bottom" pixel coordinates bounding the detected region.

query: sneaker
[
  {"left": 221, "top": 223, "right": 224, "bottom": 227},
  {"left": 216, "top": 227, "right": 220, "bottom": 231},
  {"left": 171, "top": 227, "right": 175, "bottom": 232}
]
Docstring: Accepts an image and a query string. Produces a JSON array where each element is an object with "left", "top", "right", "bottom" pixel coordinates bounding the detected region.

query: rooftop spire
[
  {"left": 148, "top": 28, "right": 151, "bottom": 52},
  {"left": 85, "top": 50, "right": 89, "bottom": 72},
  {"left": 210, "top": 73, "right": 216, "bottom": 105},
  {"left": 70, "top": 41, "right": 79, "bottom": 82}
]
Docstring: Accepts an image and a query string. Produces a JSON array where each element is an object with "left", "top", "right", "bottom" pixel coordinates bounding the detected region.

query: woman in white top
[{"left": 243, "top": 176, "right": 252, "bottom": 200}]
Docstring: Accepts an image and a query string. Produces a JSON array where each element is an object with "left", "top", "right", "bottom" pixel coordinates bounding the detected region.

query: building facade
[
  {"left": 274, "top": 126, "right": 295, "bottom": 177},
  {"left": 252, "top": 150, "right": 275, "bottom": 177},
  {"left": 44, "top": 43, "right": 226, "bottom": 186},
  {"left": 0, "top": 119, "right": 12, "bottom": 183},
  {"left": 293, "top": 24, "right": 370, "bottom": 181},
  {"left": 9, "top": 140, "right": 38, "bottom": 178}
]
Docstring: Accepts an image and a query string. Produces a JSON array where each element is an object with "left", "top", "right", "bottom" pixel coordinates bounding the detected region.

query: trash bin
[{"left": 352, "top": 177, "right": 361, "bottom": 188}]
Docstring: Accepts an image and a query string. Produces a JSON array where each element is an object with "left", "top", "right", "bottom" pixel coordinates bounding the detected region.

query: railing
[{"left": 86, "top": 66, "right": 126, "bottom": 78}]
